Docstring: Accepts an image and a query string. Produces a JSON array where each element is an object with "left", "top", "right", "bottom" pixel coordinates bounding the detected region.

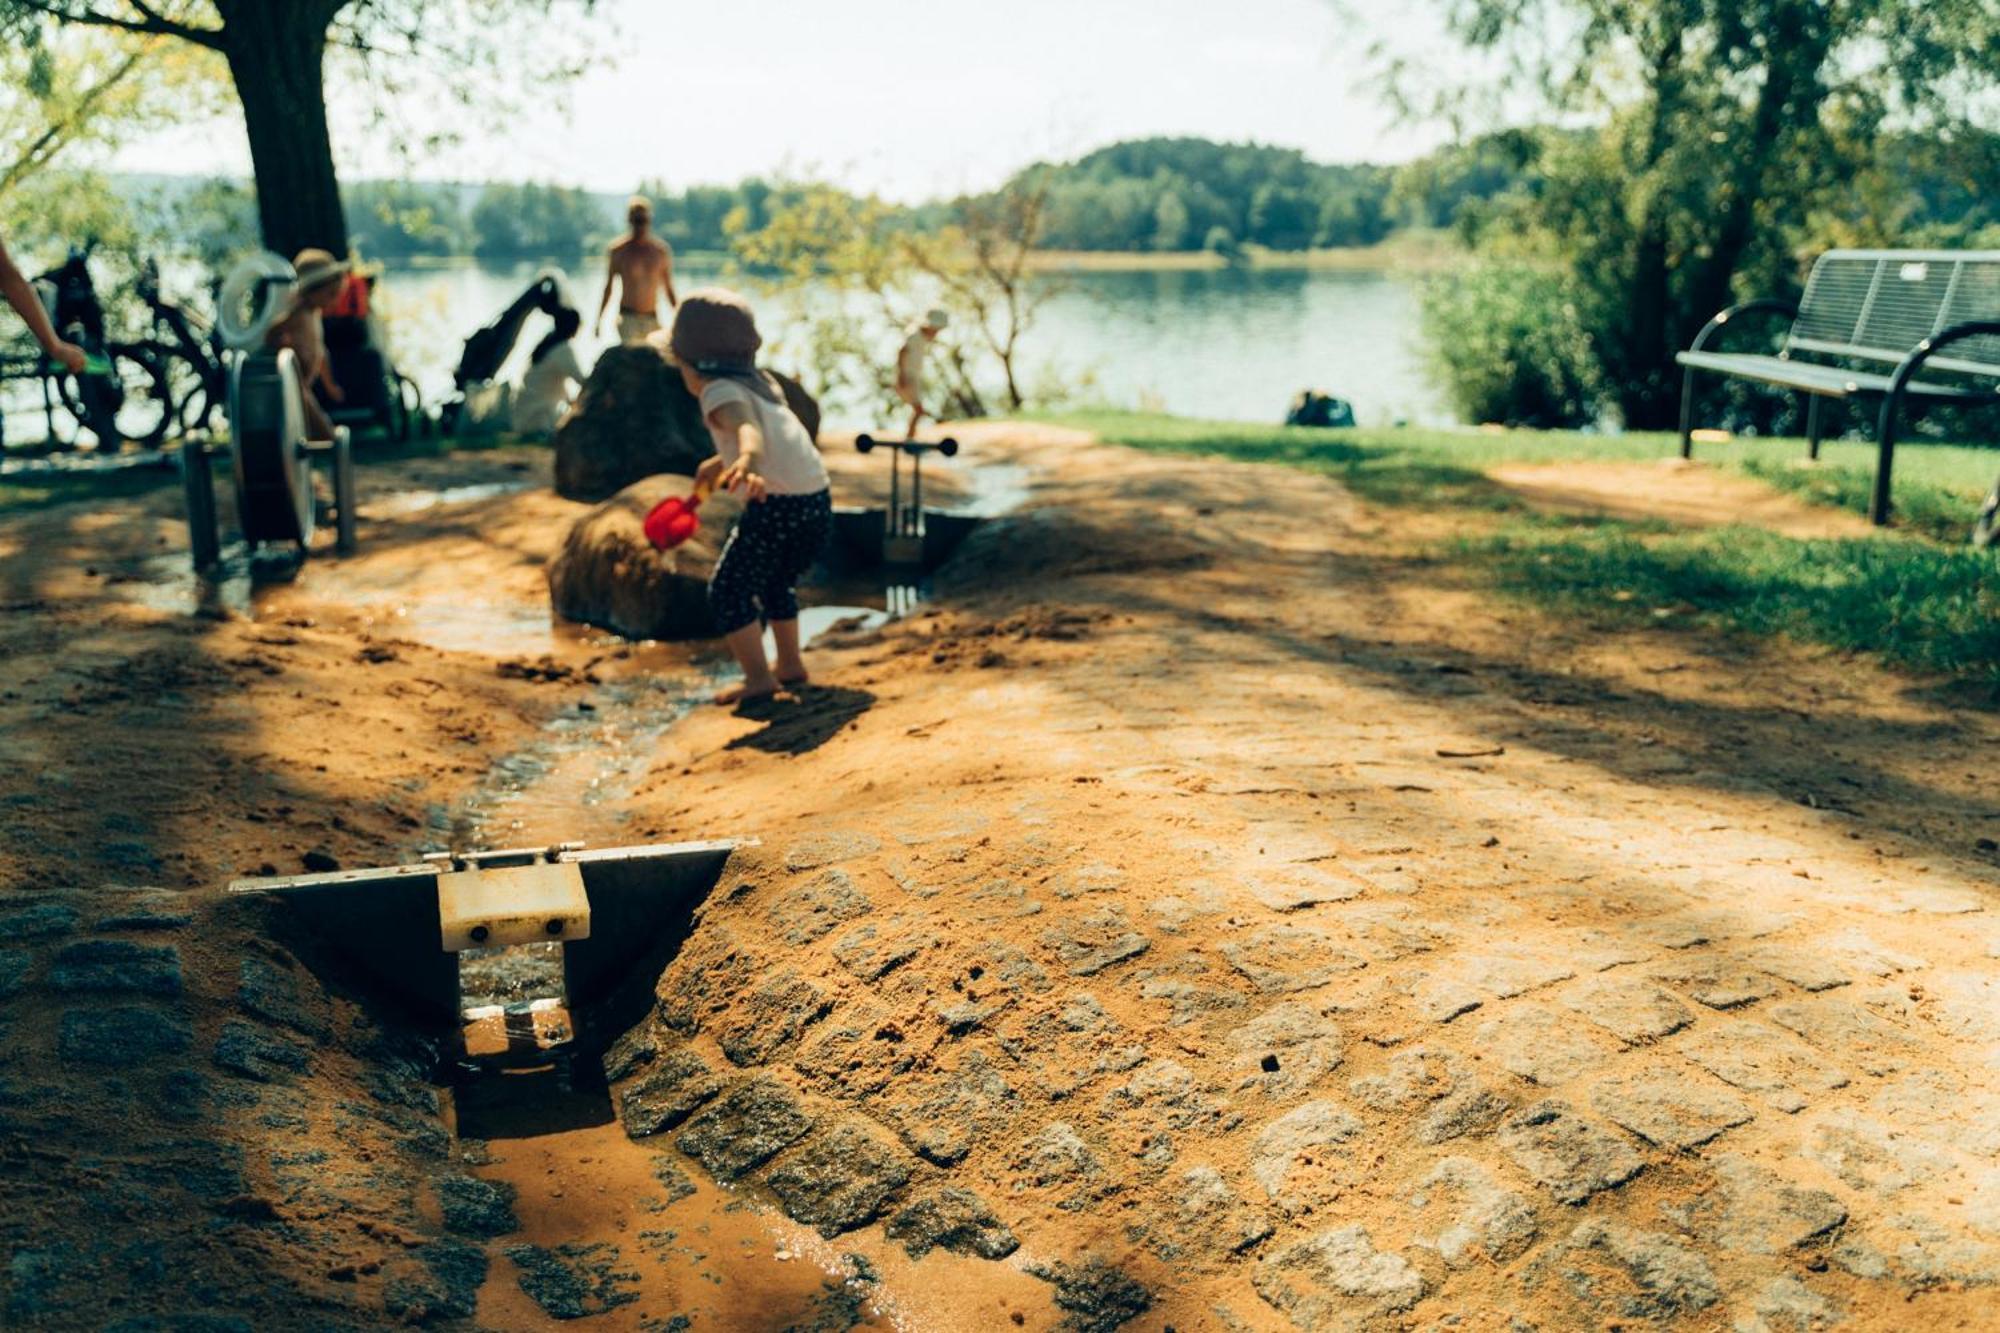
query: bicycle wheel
[
  {"left": 57, "top": 343, "right": 171, "bottom": 449},
  {"left": 145, "top": 342, "right": 217, "bottom": 438}
]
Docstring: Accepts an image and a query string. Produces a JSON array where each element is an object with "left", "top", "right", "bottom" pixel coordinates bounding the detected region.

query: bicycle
[
  {"left": 0, "top": 248, "right": 171, "bottom": 455},
  {"left": 131, "top": 257, "right": 229, "bottom": 438}
]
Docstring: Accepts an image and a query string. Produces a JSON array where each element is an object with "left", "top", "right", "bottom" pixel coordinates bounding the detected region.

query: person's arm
[
  {"left": 660, "top": 243, "right": 678, "bottom": 309},
  {"left": 0, "top": 236, "right": 86, "bottom": 373},
  {"left": 709, "top": 398, "right": 768, "bottom": 501},
  {"left": 595, "top": 248, "right": 618, "bottom": 335},
  {"left": 315, "top": 352, "right": 344, "bottom": 404}
]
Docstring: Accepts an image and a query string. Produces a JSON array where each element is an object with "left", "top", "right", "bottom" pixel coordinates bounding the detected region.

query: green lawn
[{"left": 1058, "top": 411, "right": 2000, "bottom": 681}]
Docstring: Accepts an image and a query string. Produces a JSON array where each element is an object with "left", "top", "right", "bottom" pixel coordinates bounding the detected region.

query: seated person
[
  {"left": 268, "top": 249, "right": 349, "bottom": 441},
  {"left": 513, "top": 307, "right": 585, "bottom": 436}
]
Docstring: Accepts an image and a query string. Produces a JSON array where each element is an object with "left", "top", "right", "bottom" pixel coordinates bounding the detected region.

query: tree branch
[{"left": 8, "top": 0, "right": 224, "bottom": 50}]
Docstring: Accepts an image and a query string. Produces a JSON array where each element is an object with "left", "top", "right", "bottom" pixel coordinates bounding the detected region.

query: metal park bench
[{"left": 1676, "top": 249, "right": 2000, "bottom": 527}]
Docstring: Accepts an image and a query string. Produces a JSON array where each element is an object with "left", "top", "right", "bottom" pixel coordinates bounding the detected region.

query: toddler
[{"left": 668, "top": 288, "right": 831, "bottom": 706}]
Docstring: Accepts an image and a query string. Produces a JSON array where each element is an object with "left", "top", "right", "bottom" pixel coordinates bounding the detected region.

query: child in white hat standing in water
[
  {"left": 669, "top": 288, "right": 832, "bottom": 706},
  {"left": 894, "top": 308, "right": 948, "bottom": 440}
]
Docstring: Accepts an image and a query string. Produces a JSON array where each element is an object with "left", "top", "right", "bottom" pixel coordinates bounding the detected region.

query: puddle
[
  {"left": 451, "top": 1065, "right": 1056, "bottom": 1331},
  {"left": 365, "top": 480, "right": 533, "bottom": 517},
  {"left": 0, "top": 446, "right": 177, "bottom": 478},
  {"left": 951, "top": 462, "right": 1032, "bottom": 518}
]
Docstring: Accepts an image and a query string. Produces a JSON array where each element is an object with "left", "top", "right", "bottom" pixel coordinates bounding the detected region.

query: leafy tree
[
  {"left": 0, "top": 1, "right": 600, "bottom": 257},
  {"left": 1409, "top": 0, "right": 2000, "bottom": 428}
]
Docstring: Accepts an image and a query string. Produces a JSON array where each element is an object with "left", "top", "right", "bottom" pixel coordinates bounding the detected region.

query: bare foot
[
  {"left": 776, "top": 669, "right": 810, "bottom": 689},
  {"left": 713, "top": 678, "right": 778, "bottom": 707}
]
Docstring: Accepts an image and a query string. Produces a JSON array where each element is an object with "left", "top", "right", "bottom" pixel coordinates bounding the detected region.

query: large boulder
[
  {"left": 546, "top": 475, "right": 746, "bottom": 640},
  {"left": 553, "top": 342, "right": 823, "bottom": 502}
]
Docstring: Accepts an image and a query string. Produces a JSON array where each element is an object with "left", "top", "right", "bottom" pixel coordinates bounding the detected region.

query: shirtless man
[{"left": 596, "top": 196, "right": 677, "bottom": 345}]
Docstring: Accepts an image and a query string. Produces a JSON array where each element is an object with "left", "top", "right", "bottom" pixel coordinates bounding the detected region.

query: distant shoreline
[{"left": 370, "top": 233, "right": 1465, "bottom": 277}]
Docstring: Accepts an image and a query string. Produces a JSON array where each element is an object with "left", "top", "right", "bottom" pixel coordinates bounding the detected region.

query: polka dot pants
[{"left": 708, "top": 488, "right": 832, "bottom": 634}]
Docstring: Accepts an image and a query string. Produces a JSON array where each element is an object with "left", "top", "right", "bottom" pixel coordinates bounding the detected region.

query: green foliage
[
  {"left": 346, "top": 179, "right": 467, "bottom": 260},
  {"left": 468, "top": 181, "right": 609, "bottom": 260},
  {"left": 1419, "top": 261, "right": 1605, "bottom": 428},
  {"left": 1410, "top": 0, "right": 2000, "bottom": 430},
  {"left": 1012, "top": 137, "right": 1401, "bottom": 252}
]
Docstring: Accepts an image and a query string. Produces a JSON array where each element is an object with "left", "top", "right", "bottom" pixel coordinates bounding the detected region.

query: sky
[{"left": 111, "top": 0, "right": 1473, "bottom": 198}]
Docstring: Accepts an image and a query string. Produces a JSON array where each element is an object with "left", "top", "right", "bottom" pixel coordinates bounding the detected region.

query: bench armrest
[
  {"left": 1886, "top": 320, "right": 2000, "bottom": 396},
  {"left": 1687, "top": 298, "right": 1799, "bottom": 354}
]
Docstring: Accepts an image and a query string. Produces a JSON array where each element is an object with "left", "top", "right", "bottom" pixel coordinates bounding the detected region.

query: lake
[{"left": 374, "top": 259, "right": 1452, "bottom": 429}]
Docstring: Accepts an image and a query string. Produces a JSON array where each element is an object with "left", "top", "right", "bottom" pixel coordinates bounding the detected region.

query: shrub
[{"left": 1420, "top": 262, "right": 1606, "bottom": 429}]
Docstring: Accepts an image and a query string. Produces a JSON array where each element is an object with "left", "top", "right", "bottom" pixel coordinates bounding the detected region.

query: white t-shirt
[
  {"left": 897, "top": 330, "right": 932, "bottom": 390},
  {"left": 699, "top": 378, "right": 829, "bottom": 496},
  {"left": 514, "top": 341, "right": 584, "bottom": 434}
]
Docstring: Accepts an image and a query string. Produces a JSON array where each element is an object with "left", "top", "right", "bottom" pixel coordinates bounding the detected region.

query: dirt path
[
  {"left": 1, "top": 426, "right": 1996, "bottom": 1330},
  {"left": 1488, "top": 458, "right": 1877, "bottom": 538}
]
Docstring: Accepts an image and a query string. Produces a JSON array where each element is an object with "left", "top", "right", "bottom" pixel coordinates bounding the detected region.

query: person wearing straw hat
[
  {"left": 0, "top": 229, "right": 87, "bottom": 375},
  {"left": 894, "top": 308, "right": 948, "bottom": 441},
  {"left": 268, "top": 247, "right": 351, "bottom": 440}
]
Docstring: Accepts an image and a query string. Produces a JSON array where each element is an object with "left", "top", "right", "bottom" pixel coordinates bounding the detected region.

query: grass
[{"left": 1059, "top": 410, "right": 2000, "bottom": 681}]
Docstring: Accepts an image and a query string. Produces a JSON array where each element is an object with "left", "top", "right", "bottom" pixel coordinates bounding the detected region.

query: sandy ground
[
  {"left": 0, "top": 425, "right": 1996, "bottom": 1330},
  {"left": 1487, "top": 459, "right": 1877, "bottom": 538}
]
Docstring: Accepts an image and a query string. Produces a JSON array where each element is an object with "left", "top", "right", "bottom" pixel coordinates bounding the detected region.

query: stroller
[
  {"left": 439, "top": 270, "right": 576, "bottom": 434},
  {"left": 319, "top": 270, "right": 420, "bottom": 442}
]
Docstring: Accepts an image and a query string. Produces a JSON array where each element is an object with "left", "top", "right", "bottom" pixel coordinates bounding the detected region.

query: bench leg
[
  {"left": 1805, "top": 395, "right": 1823, "bottom": 461},
  {"left": 333, "top": 427, "right": 357, "bottom": 555},
  {"left": 1678, "top": 367, "right": 1698, "bottom": 459},
  {"left": 1870, "top": 390, "right": 1903, "bottom": 526}
]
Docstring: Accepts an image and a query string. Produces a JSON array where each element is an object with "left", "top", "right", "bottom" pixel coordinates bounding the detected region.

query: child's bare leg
[
  {"left": 714, "top": 621, "right": 780, "bottom": 705},
  {"left": 770, "top": 618, "right": 808, "bottom": 686},
  {"left": 904, "top": 402, "right": 923, "bottom": 441}
]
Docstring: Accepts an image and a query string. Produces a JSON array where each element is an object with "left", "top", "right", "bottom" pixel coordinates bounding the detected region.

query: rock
[
  {"left": 58, "top": 1006, "right": 192, "bottom": 1066},
  {"left": 91, "top": 893, "right": 193, "bottom": 932},
  {"left": 1684, "top": 1154, "right": 1845, "bottom": 1254},
  {"left": 236, "top": 956, "right": 331, "bottom": 1041},
  {"left": 832, "top": 923, "right": 931, "bottom": 981},
  {"left": 1248, "top": 863, "right": 1368, "bottom": 911},
  {"left": 1350, "top": 1047, "right": 1462, "bottom": 1111},
  {"left": 619, "top": 1048, "right": 725, "bottom": 1137},
  {"left": 676, "top": 1076, "right": 815, "bottom": 1180},
  {"left": 436, "top": 1174, "right": 520, "bottom": 1239},
  {"left": 1175, "top": 1166, "right": 1274, "bottom": 1256},
  {"left": 881, "top": 1051, "right": 1019, "bottom": 1166},
  {"left": 1041, "top": 907, "right": 1151, "bottom": 977},
  {"left": 716, "top": 970, "right": 831, "bottom": 1066},
  {"left": 503, "top": 1242, "right": 640, "bottom": 1320},
  {"left": 1473, "top": 1005, "right": 1619, "bottom": 1086},
  {"left": 544, "top": 473, "right": 745, "bottom": 641},
  {"left": 553, "top": 342, "right": 820, "bottom": 501},
  {"left": 0, "top": 946, "right": 31, "bottom": 998},
  {"left": 1220, "top": 925, "right": 1367, "bottom": 993},
  {"left": 1559, "top": 975, "right": 1693, "bottom": 1043},
  {"left": 1407, "top": 1157, "right": 1537, "bottom": 1267},
  {"left": 1228, "top": 1001, "right": 1343, "bottom": 1095},
  {"left": 1548, "top": 1220, "right": 1721, "bottom": 1320},
  {"left": 1589, "top": 1071, "right": 1754, "bottom": 1149},
  {"left": 1805, "top": 1110, "right": 1953, "bottom": 1194},
  {"left": 1025, "top": 1258, "right": 1153, "bottom": 1333},
  {"left": 1751, "top": 1276, "right": 1843, "bottom": 1331},
  {"left": 1417, "top": 1086, "right": 1511, "bottom": 1144},
  {"left": 1253, "top": 1226, "right": 1425, "bottom": 1325},
  {"left": 1767, "top": 994, "right": 1908, "bottom": 1076},
  {"left": 886, "top": 1187, "right": 1020, "bottom": 1259},
  {"left": 211, "top": 1020, "right": 312, "bottom": 1082},
  {"left": 601, "top": 1022, "right": 660, "bottom": 1082},
  {"left": 1679, "top": 1020, "right": 1849, "bottom": 1111},
  {"left": 1647, "top": 955, "right": 1779, "bottom": 1009},
  {"left": 383, "top": 1239, "right": 488, "bottom": 1322},
  {"left": 765, "top": 1120, "right": 915, "bottom": 1236},
  {"left": 783, "top": 831, "right": 881, "bottom": 872},
  {"left": 301, "top": 848, "right": 340, "bottom": 873},
  {"left": 46, "top": 939, "right": 181, "bottom": 996},
  {"left": 1500, "top": 1099, "right": 1644, "bottom": 1204},
  {"left": 1014, "top": 1122, "right": 1104, "bottom": 1188},
  {"left": 1252, "top": 1101, "right": 1363, "bottom": 1203},
  {"left": 768, "top": 868, "right": 872, "bottom": 946},
  {"left": 0, "top": 900, "right": 79, "bottom": 939}
]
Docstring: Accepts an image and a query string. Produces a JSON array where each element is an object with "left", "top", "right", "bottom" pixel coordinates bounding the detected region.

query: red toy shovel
[{"left": 643, "top": 478, "right": 713, "bottom": 551}]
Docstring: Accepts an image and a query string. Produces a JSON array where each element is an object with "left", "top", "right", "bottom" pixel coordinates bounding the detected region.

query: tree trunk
[
  {"left": 216, "top": 0, "right": 347, "bottom": 258},
  {"left": 1617, "top": 14, "right": 1688, "bottom": 430}
]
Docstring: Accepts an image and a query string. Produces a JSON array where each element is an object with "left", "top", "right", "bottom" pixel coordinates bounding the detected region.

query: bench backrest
[{"left": 1789, "top": 249, "right": 2000, "bottom": 378}]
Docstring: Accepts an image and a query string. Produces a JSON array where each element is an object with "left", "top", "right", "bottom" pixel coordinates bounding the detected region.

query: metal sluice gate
[{"left": 228, "top": 840, "right": 745, "bottom": 1031}]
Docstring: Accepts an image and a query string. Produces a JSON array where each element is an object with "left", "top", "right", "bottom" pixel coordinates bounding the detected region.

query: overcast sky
[{"left": 111, "top": 0, "right": 1472, "bottom": 197}]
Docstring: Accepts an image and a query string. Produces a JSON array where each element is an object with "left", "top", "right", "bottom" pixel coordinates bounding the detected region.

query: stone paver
[
  {"left": 1253, "top": 1226, "right": 1425, "bottom": 1326},
  {"left": 1559, "top": 975, "right": 1695, "bottom": 1043},
  {"left": 1500, "top": 1099, "right": 1645, "bottom": 1204},
  {"left": 1407, "top": 1157, "right": 1538, "bottom": 1267},
  {"left": 1589, "top": 1070, "right": 1754, "bottom": 1149},
  {"left": 1679, "top": 1021, "right": 1850, "bottom": 1113},
  {"left": 1475, "top": 1005, "right": 1621, "bottom": 1086}
]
